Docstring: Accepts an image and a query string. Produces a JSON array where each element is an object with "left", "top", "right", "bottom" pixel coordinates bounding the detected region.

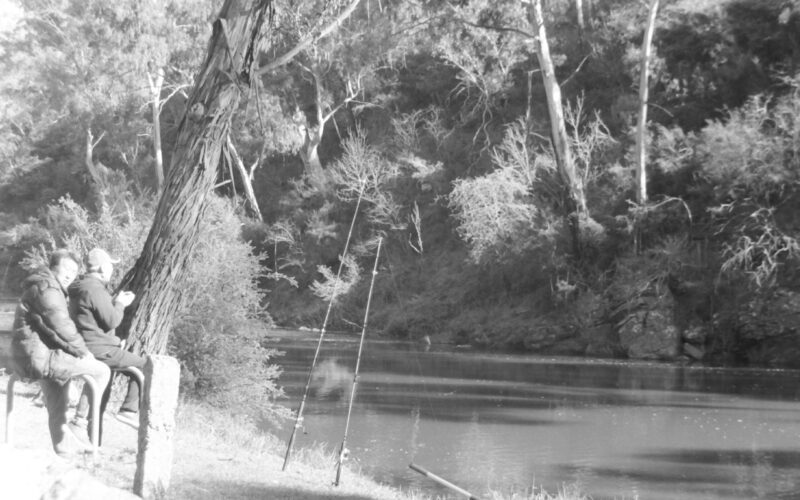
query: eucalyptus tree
[
  {"left": 120, "top": 0, "right": 366, "bottom": 354},
  {"left": 634, "top": 0, "right": 659, "bottom": 207},
  {"left": 420, "top": 0, "right": 588, "bottom": 254},
  {"left": 130, "top": 0, "right": 213, "bottom": 192},
  {"left": 252, "top": 0, "right": 400, "bottom": 188}
]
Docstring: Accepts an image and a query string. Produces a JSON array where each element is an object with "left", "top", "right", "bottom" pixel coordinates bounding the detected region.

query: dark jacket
[
  {"left": 68, "top": 274, "right": 124, "bottom": 354},
  {"left": 11, "top": 267, "right": 88, "bottom": 380}
]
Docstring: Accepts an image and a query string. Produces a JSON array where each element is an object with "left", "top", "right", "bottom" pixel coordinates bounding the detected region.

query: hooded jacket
[
  {"left": 11, "top": 267, "right": 88, "bottom": 380},
  {"left": 68, "top": 274, "right": 124, "bottom": 353}
]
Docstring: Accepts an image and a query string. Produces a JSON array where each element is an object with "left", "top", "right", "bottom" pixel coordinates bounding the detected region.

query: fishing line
[
  {"left": 334, "top": 236, "right": 382, "bottom": 486},
  {"left": 282, "top": 180, "right": 366, "bottom": 471}
]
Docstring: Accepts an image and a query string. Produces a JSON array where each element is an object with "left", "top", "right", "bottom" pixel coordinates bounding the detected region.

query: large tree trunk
[
  {"left": 635, "top": 0, "right": 659, "bottom": 206},
  {"left": 119, "top": 0, "right": 273, "bottom": 355},
  {"left": 530, "top": 0, "right": 586, "bottom": 256}
]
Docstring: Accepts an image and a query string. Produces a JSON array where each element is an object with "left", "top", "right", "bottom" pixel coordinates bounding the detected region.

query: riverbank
[
  {"left": 0, "top": 375, "right": 411, "bottom": 499},
  {"left": 0, "top": 374, "right": 585, "bottom": 499}
]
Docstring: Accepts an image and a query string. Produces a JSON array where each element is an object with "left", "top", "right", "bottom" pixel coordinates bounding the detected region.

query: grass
[
  {"left": 0, "top": 376, "right": 589, "bottom": 499},
  {"left": 170, "top": 401, "right": 590, "bottom": 500}
]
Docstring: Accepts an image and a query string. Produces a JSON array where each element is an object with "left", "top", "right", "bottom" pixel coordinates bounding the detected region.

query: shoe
[
  {"left": 115, "top": 410, "right": 139, "bottom": 430},
  {"left": 67, "top": 419, "right": 92, "bottom": 447},
  {"left": 54, "top": 429, "right": 92, "bottom": 458}
]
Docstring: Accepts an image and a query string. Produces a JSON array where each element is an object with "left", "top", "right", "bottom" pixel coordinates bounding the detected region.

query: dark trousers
[
  {"left": 40, "top": 352, "right": 110, "bottom": 452},
  {"left": 76, "top": 347, "right": 146, "bottom": 421}
]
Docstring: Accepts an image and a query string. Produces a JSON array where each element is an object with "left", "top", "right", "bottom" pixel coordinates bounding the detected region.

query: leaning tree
[
  {"left": 119, "top": 0, "right": 364, "bottom": 355},
  {"left": 118, "top": 0, "right": 275, "bottom": 355}
]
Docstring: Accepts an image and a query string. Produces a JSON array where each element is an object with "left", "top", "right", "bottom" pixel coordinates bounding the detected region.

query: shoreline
[{"left": 0, "top": 375, "right": 423, "bottom": 500}]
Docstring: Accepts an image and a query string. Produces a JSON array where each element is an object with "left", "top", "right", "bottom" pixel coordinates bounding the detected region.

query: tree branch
[
  {"left": 560, "top": 54, "right": 590, "bottom": 87},
  {"left": 446, "top": 3, "right": 535, "bottom": 39},
  {"left": 226, "top": 135, "right": 263, "bottom": 221},
  {"left": 256, "top": 0, "right": 363, "bottom": 76}
]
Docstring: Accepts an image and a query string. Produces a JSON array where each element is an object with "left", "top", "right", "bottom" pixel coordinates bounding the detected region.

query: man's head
[
  {"left": 49, "top": 249, "right": 80, "bottom": 290},
  {"left": 86, "top": 248, "right": 120, "bottom": 283}
]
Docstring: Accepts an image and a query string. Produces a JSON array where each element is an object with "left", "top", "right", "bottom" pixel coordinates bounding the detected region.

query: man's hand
[{"left": 114, "top": 290, "right": 136, "bottom": 307}]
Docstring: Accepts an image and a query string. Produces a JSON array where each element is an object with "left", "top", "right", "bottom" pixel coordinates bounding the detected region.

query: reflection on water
[
  {"left": 267, "top": 331, "right": 800, "bottom": 499},
  {"left": 310, "top": 358, "right": 354, "bottom": 400}
]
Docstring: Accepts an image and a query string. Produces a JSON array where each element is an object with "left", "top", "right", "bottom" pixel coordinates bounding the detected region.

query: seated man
[
  {"left": 10, "top": 249, "right": 111, "bottom": 457},
  {"left": 69, "top": 248, "right": 142, "bottom": 431}
]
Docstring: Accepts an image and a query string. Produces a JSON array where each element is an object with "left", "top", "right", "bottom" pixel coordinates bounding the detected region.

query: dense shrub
[
  {"left": 170, "top": 196, "right": 285, "bottom": 422},
  {"left": 698, "top": 86, "right": 800, "bottom": 288},
  {"left": 448, "top": 119, "right": 561, "bottom": 263}
]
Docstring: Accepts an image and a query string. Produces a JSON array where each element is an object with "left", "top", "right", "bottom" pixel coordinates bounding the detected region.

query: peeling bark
[
  {"left": 530, "top": 0, "right": 586, "bottom": 255},
  {"left": 119, "top": 0, "right": 274, "bottom": 355}
]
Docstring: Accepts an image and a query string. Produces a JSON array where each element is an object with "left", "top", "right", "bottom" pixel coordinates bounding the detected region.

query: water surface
[{"left": 268, "top": 331, "right": 800, "bottom": 499}]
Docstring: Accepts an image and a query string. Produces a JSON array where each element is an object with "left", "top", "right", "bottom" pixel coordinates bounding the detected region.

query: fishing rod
[
  {"left": 409, "top": 463, "right": 481, "bottom": 500},
  {"left": 334, "top": 236, "right": 382, "bottom": 486},
  {"left": 282, "top": 181, "right": 366, "bottom": 472}
]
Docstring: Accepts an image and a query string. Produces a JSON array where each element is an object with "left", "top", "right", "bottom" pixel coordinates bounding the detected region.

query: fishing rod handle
[{"left": 408, "top": 463, "right": 480, "bottom": 500}]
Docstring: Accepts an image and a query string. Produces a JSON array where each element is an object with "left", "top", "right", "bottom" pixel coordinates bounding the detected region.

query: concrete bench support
[{"left": 134, "top": 355, "right": 180, "bottom": 500}]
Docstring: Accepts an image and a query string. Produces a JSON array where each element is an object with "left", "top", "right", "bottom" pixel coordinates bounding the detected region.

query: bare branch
[
  {"left": 560, "top": 54, "right": 591, "bottom": 87},
  {"left": 226, "top": 135, "right": 263, "bottom": 221},
  {"left": 445, "top": 3, "right": 535, "bottom": 39}
]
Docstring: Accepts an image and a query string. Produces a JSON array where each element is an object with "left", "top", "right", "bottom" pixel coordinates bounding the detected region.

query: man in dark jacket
[
  {"left": 69, "top": 248, "right": 142, "bottom": 431},
  {"left": 10, "top": 249, "right": 111, "bottom": 456}
]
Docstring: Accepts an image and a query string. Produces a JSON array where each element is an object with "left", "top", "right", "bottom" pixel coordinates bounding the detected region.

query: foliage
[
  {"left": 699, "top": 85, "right": 800, "bottom": 288},
  {"left": 0, "top": 0, "right": 211, "bottom": 210},
  {"left": 429, "top": 1, "right": 530, "bottom": 127},
  {"left": 310, "top": 253, "right": 361, "bottom": 304},
  {"left": 716, "top": 206, "right": 800, "bottom": 288},
  {"left": 564, "top": 97, "right": 617, "bottom": 193},
  {"left": 448, "top": 119, "right": 559, "bottom": 262},
  {"left": 7, "top": 195, "right": 153, "bottom": 288},
  {"left": 4, "top": 0, "right": 800, "bottom": 365},
  {"left": 262, "top": 218, "right": 302, "bottom": 288},
  {"left": 328, "top": 130, "right": 403, "bottom": 229},
  {"left": 699, "top": 96, "right": 799, "bottom": 203},
  {"left": 4, "top": 189, "right": 284, "bottom": 420},
  {"left": 166, "top": 196, "right": 283, "bottom": 421}
]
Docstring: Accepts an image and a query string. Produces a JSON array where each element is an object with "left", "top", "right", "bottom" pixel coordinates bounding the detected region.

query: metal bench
[
  {"left": 98, "top": 366, "right": 145, "bottom": 445},
  {"left": 5, "top": 372, "right": 101, "bottom": 458},
  {"left": 4, "top": 366, "right": 145, "bottom": 456}
]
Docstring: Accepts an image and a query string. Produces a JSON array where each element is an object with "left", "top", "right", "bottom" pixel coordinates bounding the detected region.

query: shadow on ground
[{"left": 171, "top": 479, "right": 383, "bottom": 500}]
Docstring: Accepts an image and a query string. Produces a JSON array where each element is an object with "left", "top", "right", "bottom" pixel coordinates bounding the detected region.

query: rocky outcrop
[
  {"left": 618, "top": 292, "right": 681, "bottom": 360},
  {"left": 583, "top": 323, "right": 622, "bottom": 357},
  {"left": 668, "top": 275, "right": 713, "bottom": 361},
  {"left": 735, "top": 288, "right": 800, "bottom": 366},
  {"left": 737, "top": 288, "right": 800, "bottom": 340}
]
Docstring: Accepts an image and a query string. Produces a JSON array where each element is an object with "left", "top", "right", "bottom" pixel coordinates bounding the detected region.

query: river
[{"left": 268, "top": 331, "right": 800, "bottom": 500}]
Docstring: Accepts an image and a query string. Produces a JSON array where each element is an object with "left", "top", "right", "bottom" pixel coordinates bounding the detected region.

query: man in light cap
[{"left": 68, "top": 247, "right": 143, "bottom": 434}]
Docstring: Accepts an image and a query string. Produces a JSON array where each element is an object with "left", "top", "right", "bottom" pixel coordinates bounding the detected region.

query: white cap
[{"left": 86, "top": 248, "right": 120, "bottom": 272}]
